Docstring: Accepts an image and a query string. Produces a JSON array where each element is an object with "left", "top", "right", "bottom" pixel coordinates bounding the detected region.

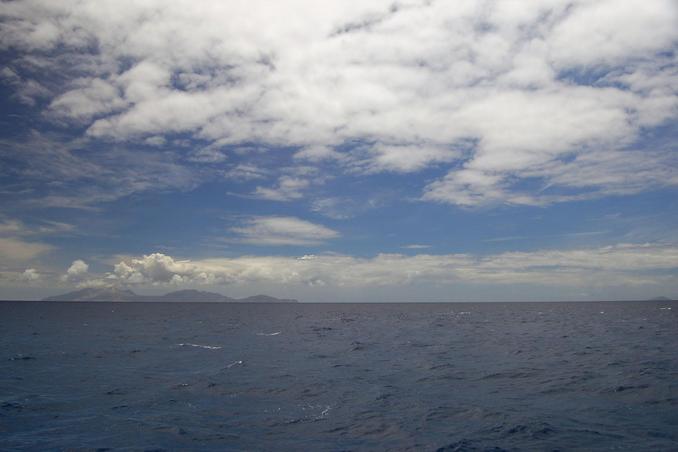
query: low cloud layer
[{"left": 71, "top": 244, "right": 678, "bottom": 290}]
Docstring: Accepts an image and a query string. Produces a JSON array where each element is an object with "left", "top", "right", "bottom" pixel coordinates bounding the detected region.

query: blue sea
[{"left": 1, "top": 301, "right": 677, "bottom": 451}]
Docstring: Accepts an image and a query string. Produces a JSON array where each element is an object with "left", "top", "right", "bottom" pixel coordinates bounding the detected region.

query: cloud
[
  {"left": 0, "top": 238, "right": 52, "bottom": 263},
  {"left": 253, "top": 176, "right": 310, "bottom": 201},
  {"left": 0, "top": 218, "right": 75, "bottom": 236},
  {"left": 402, "top": 244, "right": 431, "bottom": 250},
  {"left": 0, "top": 220, "right": 72, "bottom": 272},
  {"left": 293, "top": 145, "right": 344, "bottom": 162},
  {"left": 90, "top": 243, "right": 678, "bottom": 289},
  {"left": 224, "top": 164, "right": 268, "bottom": 181},
  {"left": 1, "top": 0, "right": 675, "bottom": 206},
  {"left": 0, "top": 132, "right": 202, "bottom": 209},
  {"left": 66, "top": 259, "right": 88, "bottom": 275},
  {"left": 360, "top": 143, "right": 459, "bottom": 174},
  {"left": 112, "top": 253, "right": 198, "bottom": 285},
  {"left": 61, "top": 259, "right": 89, "bottom": 283},
  {"left": 0, "top": 220, "right": 23, "bottom": 235},
  {"left": 48, "top": 78, "right": 128, "bottom": 122},
  {"left": 0, "top": 218, "right": 59, "bottom": 269},
  {"left": 187, "top": 147, "right": 227, "bottom": 163},
  {"left": 311, "top": 197, "right": 358, "bottom": 220},
  {"left": 229, "top": 216, "right": 340, "bottom": 246},
  {"left": 548, "top": 0, "right": 677, "bottom": 68},
  {"left": 0, "top": 66, "right": 51, "bottom": 106},
  {"left": 21, "top": 268, "right": 41, "bottom": 282}
]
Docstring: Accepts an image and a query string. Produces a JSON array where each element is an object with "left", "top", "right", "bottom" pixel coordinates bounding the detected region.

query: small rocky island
[{"left": 43, "top": 287, "right": 298, "bottom": 303}]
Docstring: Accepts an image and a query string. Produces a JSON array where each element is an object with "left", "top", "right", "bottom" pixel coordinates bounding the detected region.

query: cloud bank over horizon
[
  {"left": 0, "top": 1, "right": 676, "bottom": 300},
  {"left": 4, "top": 243, "right": 673, "bottom": 301}
]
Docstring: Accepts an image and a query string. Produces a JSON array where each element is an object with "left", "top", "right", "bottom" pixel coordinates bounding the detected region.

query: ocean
[{"left": 1, "top": 301, "right": 676, "bottom": 451}]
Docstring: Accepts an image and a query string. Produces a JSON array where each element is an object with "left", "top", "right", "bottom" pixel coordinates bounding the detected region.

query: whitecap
[
  {"left": 177, "top": 343, "right": 222, "bottom": 350},
  {"left": 257, "top": 331, "right": 282, "bottom": 336}
]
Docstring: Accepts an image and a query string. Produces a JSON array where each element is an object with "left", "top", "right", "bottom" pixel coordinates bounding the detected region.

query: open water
[{"left": 1, "top": 301, "right": 677, "bottom": 451}]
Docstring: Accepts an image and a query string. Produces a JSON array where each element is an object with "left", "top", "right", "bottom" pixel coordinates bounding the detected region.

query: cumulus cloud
[
  {"left": 112, "top": 253, "right": 202, "bottom": 285},
  {"left": 22, "top": 268, "right": 41, "bottom": 282},
  {"left": 61, "top": 259, "right": 89, "bottom": 283},
  {"left": 90, "top": 243, "right": 678, "bottom": 289},
  {"left": 229, "top": 216, "right": 340, "bottom": 246},
  {"left": 0, "top": 0, "right": 675, "bottom": 205}
]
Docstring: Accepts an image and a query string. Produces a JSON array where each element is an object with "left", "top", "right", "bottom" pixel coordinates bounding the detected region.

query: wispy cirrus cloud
[{"left": 0, "top": 132, "right": 202, "bottom": 209}]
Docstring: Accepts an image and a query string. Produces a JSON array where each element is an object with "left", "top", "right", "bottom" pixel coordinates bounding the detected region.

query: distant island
[
  {"left": 43, "top": 287, "right": 299, "bottom": 303},
  {"left": 648, "top": 296, "right": 675, "bottom": 302}
]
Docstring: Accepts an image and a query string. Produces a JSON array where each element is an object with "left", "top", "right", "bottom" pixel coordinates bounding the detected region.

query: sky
[{"left": 0, "top": 0, "right": 677, "bottom": 302}]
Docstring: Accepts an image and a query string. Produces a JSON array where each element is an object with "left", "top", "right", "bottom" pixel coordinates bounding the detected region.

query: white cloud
[
  {"left": 402, "top": 244, "right": 431, "bottom": 250},
  {"left": 34, "top": 221, "right": 76, "bottom": 235},
  {"left": 144, "top": 136, "right": 166, "bottom": 146},
  {"left": 187, "top": 147, "right": 227, "bottom": 163},
  {"left": 91, "top": 243, "right": 678, "bottom": 289},
  {"left": 548, "top": 0, "right": 677, "bottom": 68},
  {"left": 21, "top": 268, "right": 41, "bottom": 282},
  {"left": 311, "top": 197, "right": 358, "bottom": 220},
  {"left": 253, "top": 176, "right": 310, "bottom": 201},
  {"left": 48, "top": 78, "right": 127, "bottom": 122},
  {"left": 66, "top": 259, "right": 88, "bottom": 275},
  {"left": 360, "top": 143, "right": 459, "bottom": 174},
  {"left": 61, "top": 259, "right": 89, "bottom": 283},
  {"left": 224, "top": 164, "right": 268, "bottom": 181},
  {"left": 0, "top": 0, "right": 674, "bottom": 207},
  {"left": 229, "top": 216, "right": 340, "bottom": 246},
  {"left": 293, "top": 145, "right": 344, "bottom": 162},
  {"left": 113, "top": 253, "right": 197, "bottom": 285}
]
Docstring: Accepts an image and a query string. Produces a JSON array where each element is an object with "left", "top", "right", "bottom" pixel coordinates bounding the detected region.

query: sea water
[{"left": 1, "top": 301, "right": 676, "bottom": 450}]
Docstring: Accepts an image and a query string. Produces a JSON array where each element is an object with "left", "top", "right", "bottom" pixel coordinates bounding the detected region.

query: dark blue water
[{"left": 1, "top": 301, "right": 677, "bottom": 451}]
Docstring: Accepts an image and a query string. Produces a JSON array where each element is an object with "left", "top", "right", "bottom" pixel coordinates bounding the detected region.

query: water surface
[{"left": 1, "top": 301, "right": 677, "bottom": 450}]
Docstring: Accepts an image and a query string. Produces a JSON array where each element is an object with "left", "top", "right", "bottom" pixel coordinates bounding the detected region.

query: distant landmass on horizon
[{"left": 42, "top": 287, "right": 299, "bottom": 303}]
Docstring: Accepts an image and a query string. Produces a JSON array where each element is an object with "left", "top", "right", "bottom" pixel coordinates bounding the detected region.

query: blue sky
[{"left": 0, "top": 0, "right": 677, "bottom": 301}]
